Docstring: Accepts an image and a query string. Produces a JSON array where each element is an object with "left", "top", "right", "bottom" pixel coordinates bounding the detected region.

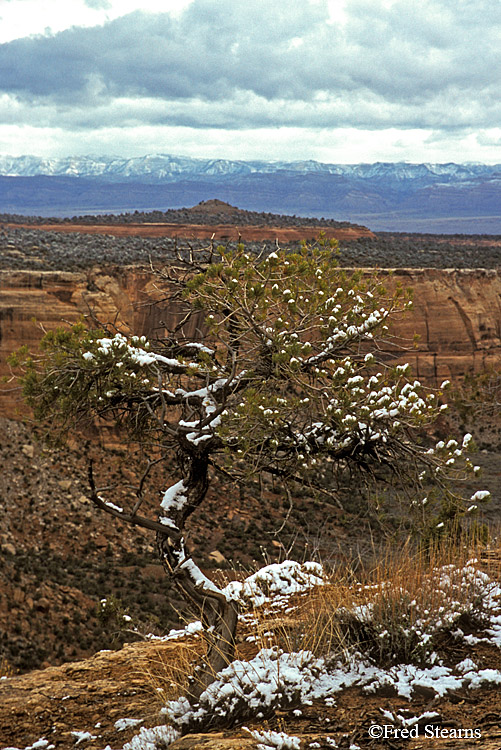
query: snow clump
[
  {"left": 123, "top": 724, "right": 180, "bottom": 750},
  {"left": 224, "top": 560, "right": 325, "bottom": 608},
  {"left": 114, "top": 717, "right": 144, "bottom": 731},
  {"left": 245, "top": 727, "right": 301, "bottom": 749}
]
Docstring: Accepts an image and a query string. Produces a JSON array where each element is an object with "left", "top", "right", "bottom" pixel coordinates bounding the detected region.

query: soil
[{"left": 1, "top": 608, "right": 501, "bottom": 750}]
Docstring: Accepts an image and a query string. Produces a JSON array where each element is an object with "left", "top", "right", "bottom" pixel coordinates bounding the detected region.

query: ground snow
[
  {"left": 114, "top": 718, "right": 144, "bottom": 731},
  {"left": 245, "top": 727, "right": 301, "bottom": 749},
  {"left": 122, "top": 725, "right": 180, "bottom": 750},
  {"left": 145, "top": 561, "right": 325, "bottom": 644},
  {"left": 224, "top": 560, "right": 325, "bottom": 608},
  {"left": 148, "top": 619, "right": 203, "bottom": 642},
  {"left": 14, "top": 560, "right": 494, "bottom": 750},
  {"left": 71, "top": 731, "right": 97, "bottom": 745},
  {"left": 125, "top": 559, "right": 501, "bottom": 749}
]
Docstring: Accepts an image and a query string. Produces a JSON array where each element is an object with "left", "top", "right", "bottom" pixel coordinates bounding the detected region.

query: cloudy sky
[{"left": 1, "top": 0, "right": 501, "bottom": 164}]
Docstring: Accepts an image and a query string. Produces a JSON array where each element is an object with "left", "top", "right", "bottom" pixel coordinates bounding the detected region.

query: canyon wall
[
  {"left": 0, "top": 267, "right": 170, "bottom": 418},
  {"left": 1, "top": 266, "right": 500, "bottom": 418},
  {"left": 379, "top": 267, "right": 501, "bottom": 383}
]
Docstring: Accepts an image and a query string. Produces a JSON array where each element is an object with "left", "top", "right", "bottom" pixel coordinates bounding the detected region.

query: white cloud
[
  {"left": 0, "top": 0, "right": 193, "bottom": 42},
  {"left": 1, "top": 0, "right": 501, "bottom": 162},
  {"left": 84, "top": 0, "right": 112, "bottom": 9},
  {"left": 2, "top": 122, "right": 501, "bottom": 164}
]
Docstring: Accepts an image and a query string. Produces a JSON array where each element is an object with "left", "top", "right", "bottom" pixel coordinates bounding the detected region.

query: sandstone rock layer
[
  {"left": 1, "top": 266, "right": 500, "bottom": 418},
  {"left": 8, "top": 220, "right": 375, "bottom": 242},
  {"left": 381, "top": 267, "right": 501, "bottom": 383}
]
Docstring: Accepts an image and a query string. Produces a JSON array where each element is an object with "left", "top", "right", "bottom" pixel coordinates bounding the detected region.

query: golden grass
[
  {"left": 0, "top": 656, "right": 14, "bottom": 679},
  {"left": 137, "top": 531, "right": 501, "bottom": 712},
  {"left": 250, "top": 532, "right": 499, "bottom": 668},
  {"left": 132, "top": 638, "right": 204, "bottom": 714}
]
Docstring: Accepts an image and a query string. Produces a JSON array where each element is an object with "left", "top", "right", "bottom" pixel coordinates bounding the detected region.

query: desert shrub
[{"left": 266, "top": 538, "right": 493, "bottom": 669}]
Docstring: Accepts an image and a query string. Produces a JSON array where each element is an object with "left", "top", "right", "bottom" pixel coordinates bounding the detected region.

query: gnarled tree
[{"left": 18, "top": 241, "right": 485, "bottom": 699}]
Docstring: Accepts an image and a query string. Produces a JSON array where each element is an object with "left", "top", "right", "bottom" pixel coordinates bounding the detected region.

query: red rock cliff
[{"left": 1, "top": 266, "right": 500, "bottom": 418}]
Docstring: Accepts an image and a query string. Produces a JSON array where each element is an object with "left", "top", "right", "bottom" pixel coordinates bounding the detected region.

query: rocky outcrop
[
  {"left": 0, "top": 267, "right": 173, "bottom": 417},
  {"left": 0, "top": 640, "right": 188, "bottom": 749},
  {"left": 2, "top": 619, "right": 501, "bottom": 750},
  {"left": 381, "top": 267, "right": 501, "bottom": 383},
  {"left": 1, "top": 266, "right": 500, "bottom": 418}
]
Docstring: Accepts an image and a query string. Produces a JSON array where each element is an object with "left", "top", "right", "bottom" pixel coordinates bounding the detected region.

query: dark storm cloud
[
  {"left": 0, "top": 3, "right": 330, "bottom": 102},
  {"left": 1, "top": 0, "right": 500, "bottom": 131}
]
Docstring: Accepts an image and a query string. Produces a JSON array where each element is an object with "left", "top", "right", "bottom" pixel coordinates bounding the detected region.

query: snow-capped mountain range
[
  {"left": 1, "top": 154, "right": 501, "bottom": 232},
  {"left": 0, "top": 153, "right": 500, "bottom": 184}
]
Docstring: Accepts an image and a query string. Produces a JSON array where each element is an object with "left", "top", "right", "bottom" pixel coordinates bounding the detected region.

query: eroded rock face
[
  {"left": 381, "top": 267, "right": 501, "bottom": 383},
  {"left": 9, "top": 220, "right": 375, "bottom": 243},
  {"left": 0, "top": 267, "right": 177, "bottom": 417},
  {"left": 0, "top": 640, "right": 187, "bottom": 749},
  {"left": 1, "top": 266, "right": 500, "bottom": 417}
]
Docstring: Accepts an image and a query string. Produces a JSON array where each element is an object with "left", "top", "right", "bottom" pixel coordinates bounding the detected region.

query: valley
[
  {"left": 0, "top": 203, "right": 500, "bottom": 750},
  {"left": 2, "top": 157, "right": 501, "bottom": 233}
]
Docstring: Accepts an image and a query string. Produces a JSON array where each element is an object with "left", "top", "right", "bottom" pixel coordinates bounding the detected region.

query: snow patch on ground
[
  {"left": 245, "top": 727, "right": 301, "bottom": 749},
  {"left": 147, "top": 619, "right": 204, "bottom": 642},
  {"left": 145, "top": 561, "right": 325, "bottom": 643},
  {"left": 114, "top": 718, "right": 144, "bottom": 731},
  {"left": 123, "top": 559, "right": 501, "bottom": 748},
  {"left": 162, "top": 643, "right": 501, "bottom": 733},
  {"left": 122, "top": 724, "right": 180, "bottom": 750},
  {"left": 224, "top": 560, "right": 325, "bottom": 608},
  {"left": 71, "top": 731, "right": 97, "bottom": 745}
]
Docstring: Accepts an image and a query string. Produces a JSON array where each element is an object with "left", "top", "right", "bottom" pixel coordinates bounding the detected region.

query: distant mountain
[
  {"left": 1, "top": 154, "right": 501, "bottom": 233},
  {"left": 1, "top": 154, "right": 499, "bottom": 183}
]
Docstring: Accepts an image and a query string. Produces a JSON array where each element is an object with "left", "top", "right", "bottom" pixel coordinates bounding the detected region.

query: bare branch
[{"left": 87, "top": 459, "right": 181, "bottom": 540}]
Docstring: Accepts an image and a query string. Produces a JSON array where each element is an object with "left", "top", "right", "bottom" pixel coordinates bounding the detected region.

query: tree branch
[{"left": 87, "top": 459, "right": 181, "bottom": 540}]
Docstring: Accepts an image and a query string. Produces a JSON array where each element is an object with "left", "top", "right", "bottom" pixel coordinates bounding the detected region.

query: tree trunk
[{"left": 156, "top": 451, "right": 239, "bottom": 703}]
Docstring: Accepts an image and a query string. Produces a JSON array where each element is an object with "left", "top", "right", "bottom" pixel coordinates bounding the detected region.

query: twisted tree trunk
[{"left": 156, "top": 451, "right": 239, "bottom": 702}]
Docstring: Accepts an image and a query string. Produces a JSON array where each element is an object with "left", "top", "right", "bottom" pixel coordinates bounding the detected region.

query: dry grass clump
[
  {"left": 263, "top": 536, "right": 497, "bottom": 668},
  {"left": 135, "top": 639, "right": 204, "bottom": 711},
  {"left": 0, "top": 656, "right": 15, "bottom": 679},
  {"left": 138, "top": 533, "right": 499, "bottom": 716}
]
